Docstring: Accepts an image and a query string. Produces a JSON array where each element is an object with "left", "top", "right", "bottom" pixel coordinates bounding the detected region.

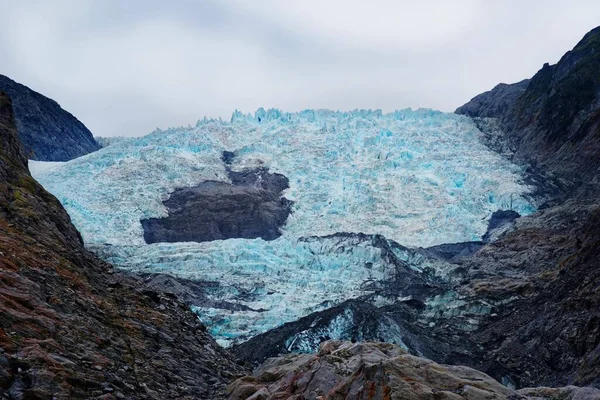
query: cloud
[
  {"left": 0, "top": 0, "right": 599, "bottom": 137},
  {"left": 225, "top": 0, "right": 485, "bottom": 49}
]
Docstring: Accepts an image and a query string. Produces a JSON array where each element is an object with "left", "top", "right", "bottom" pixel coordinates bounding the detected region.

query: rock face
[
  {"left": 228, "top": 341, "right": 600, "bottom": 400},
  {"left": 141, "top": 166, "right": 292, "bottom": 243},
  {"left": 455, "top": 79, "right": 530, "bottom": 118},
  {"left": 445, "top": 28, "right": 600, "bottom": 386},
  {"left": 455, "top": 199, "right": 600, "bottom": 388},
  {"left": 0, "top": 74, "right": 100, "bottom": 161},
  {"left": 0, "top": 93, "right": 246, "bottom": 399},
  {"left": 456, "top": 26, "right": 600, "bottom": 198}
]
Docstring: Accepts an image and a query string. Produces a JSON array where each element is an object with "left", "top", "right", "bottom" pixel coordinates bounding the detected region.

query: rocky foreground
[{"left": 228, "top": 341, "right": 600, "bottom": 400}]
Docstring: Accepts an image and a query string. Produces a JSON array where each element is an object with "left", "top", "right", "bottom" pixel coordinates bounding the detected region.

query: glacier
[
  {"left": 30, "top": 108, "right": 535, "bottom": 346},
  {"left": 89, "top": 233, "right": 450, "bottom": 345}
]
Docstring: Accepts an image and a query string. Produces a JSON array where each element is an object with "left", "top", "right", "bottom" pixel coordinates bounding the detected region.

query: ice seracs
[{"left": 31, "top": 108, "right": 535, "bottom": 345}]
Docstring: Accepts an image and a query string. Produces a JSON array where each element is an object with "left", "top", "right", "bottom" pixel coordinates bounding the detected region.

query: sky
[{"left": 0, "top": 1, "right": 599, "bottom": 137}]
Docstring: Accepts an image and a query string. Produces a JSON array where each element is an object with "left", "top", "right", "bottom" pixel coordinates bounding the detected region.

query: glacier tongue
[
  {"left": 31, "top": 108, "right": 535, "bottom": 345},
  {"left": 89, "top": 234, "right": 401, "bottom": 346}
]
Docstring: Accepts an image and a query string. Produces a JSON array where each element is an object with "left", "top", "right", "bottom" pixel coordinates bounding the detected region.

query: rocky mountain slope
[
  {"left": 456, "top": 26, "right": 600, "bottom": 199},
  {"left": 455, "top": 79, "right": 530, "bottom": 119},
  {"left": 0, "top": 75, "right": 100, "bottom": 161},
  {"left": 0, "top": 93, "right": 246, "bottom": 399}
]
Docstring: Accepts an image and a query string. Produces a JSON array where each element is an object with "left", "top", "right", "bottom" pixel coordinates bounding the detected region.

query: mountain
[
  {"left": 0, "top": 93, "right": 246, "bottom": 399},
  {"left": 0, "top": 74, "right": 100, "bottom": 161},
  {"left": 456, "top": 26, "right": 600, "bottom": 199}
]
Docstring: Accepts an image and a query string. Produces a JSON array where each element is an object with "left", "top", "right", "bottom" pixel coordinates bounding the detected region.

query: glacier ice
[
  {"left": 90, "top": 234, "right": 414, "bottom": 346},
  {"left": 30, "top": 108, "right": 536, "bottom": 346}
]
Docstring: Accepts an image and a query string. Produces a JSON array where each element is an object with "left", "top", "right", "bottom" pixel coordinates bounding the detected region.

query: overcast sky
[{"left": 1, "top": 1, "right": 599, "bottom": 137}]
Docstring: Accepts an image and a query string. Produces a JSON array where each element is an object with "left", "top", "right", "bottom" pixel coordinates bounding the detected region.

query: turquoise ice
[{"left": 30, "top": 108, "right": 535, "bottom": 346}]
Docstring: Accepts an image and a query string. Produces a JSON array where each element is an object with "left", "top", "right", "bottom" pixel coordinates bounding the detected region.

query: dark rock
[
  {"left": 456, "top": 79, "right": 530, "bottom": 118},
  {"left": 221, "top": 150, "right": 236, "bottom": 165},
  {"left": 0, "top": 75, "right": 100, "bottom": 161},
  {"left": 0, "top": 93, "right": 247, "bottom": 399},
  {"left": 141, "top": 167, "right": 292, "bottom": 243},
  {"left": 504, "top": 27, "right": 600, "bottom": 198},
  {"left": 454, "top": 199, "right": 600, "bottom": 388}
]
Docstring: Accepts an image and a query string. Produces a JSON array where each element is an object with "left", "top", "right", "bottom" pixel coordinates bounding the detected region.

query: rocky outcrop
[
  {"left": 456, "top": 79, "right": 530, "bottom": 118},
  {"left": 0, "top": 93, "right": 246, "bottom": 399},
  {"left": 141, "top": 165, "right": 292, "bottom": 243},
  {"left": 228, "top": 341, "right": 600, "bottom": 400},
  {"left": 0, "top": 74, "right": 100, "bottom": 161}
]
